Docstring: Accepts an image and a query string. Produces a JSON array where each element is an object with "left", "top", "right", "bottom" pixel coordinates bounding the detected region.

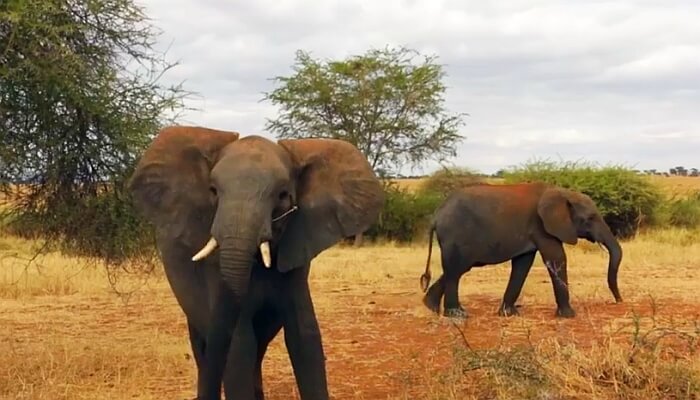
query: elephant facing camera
[{"left": 128, "top": 125, "right": 384, "bottom": 400}]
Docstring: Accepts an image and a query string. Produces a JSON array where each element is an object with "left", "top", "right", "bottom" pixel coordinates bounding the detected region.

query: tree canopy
[
  {"left": 0, "top": 0, "right": 186, "bottom": 262},
  {"left": 263, "top": 47, "right": 466, "bottom": 177}
]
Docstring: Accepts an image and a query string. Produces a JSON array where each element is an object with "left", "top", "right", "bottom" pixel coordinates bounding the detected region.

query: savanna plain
[{"left": 1, "top": 177, "right": 699, "bottom": 400}]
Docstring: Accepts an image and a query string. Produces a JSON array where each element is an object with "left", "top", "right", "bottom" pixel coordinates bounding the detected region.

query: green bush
[
  {"left": 364, "top": 168, "right": 484, "bottom": 243},
  {"left": 365, "top": 183, "right": 442, "bottom": 242},
  {"left": 503, "top": 160, "right": 663, "bottom": 238},
  {"left": 419, "top": 167, "right": 484, "bottom": 198}
]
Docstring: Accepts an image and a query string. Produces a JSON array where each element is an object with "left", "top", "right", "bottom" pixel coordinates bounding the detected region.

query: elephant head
[
  {"left": 128, "top": 126, "right": 384, "bottom": 301},
  {"left": 537, "top": 187, "right": 623, "bottom": 303}
]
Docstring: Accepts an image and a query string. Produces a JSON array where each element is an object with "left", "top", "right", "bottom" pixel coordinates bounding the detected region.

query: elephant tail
[{"left": 420, "top": 223, "right": 436, "bottom": 292}]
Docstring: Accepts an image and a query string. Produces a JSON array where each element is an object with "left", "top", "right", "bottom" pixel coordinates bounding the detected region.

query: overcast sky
[{"left": 141, "top": 0, "right": 699, "bottom": 175}]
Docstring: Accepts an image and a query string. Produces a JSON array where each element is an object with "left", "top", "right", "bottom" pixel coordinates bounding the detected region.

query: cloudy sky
[{"left": 141, "top": 0, "right": 699, "bottom": 174}]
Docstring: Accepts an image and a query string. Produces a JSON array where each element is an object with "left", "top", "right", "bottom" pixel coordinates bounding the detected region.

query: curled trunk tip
[{"left": 601, "top": 231, "right": 623, "bottom": 303}]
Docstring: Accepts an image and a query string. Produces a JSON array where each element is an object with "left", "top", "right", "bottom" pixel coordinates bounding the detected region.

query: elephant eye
[
  {"left": 209, "top": 186, "right": 218, "bottom": 197},
  {"left": 278, "top": 190, "right": 289, "bottom": 201}
]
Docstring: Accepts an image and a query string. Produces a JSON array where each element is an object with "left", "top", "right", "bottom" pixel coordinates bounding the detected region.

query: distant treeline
[
  {"left": 3, "top": 162, "right": 699, "bottom": 261},
  {"left": 388, "top": 165, "right": 700, "bottom": 180}
]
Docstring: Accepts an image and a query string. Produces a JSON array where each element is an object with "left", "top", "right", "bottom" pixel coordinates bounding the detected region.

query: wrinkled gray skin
[
  {"left": 129, "top": 126, "right": 384, "bottom": 400},
  {"left": 420, "top": 182, "right": 623, "bottom": 319}
]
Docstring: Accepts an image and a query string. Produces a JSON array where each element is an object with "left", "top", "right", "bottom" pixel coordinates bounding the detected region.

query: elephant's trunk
[
  {"left": 218, "top": 238, "right": 256, "bottom": 301},
  {"left": 212, "top": 204, "right": 267, "bottom": 301},
  {"left": 599, "top": 226, "right": 623, "bottom": 303}
]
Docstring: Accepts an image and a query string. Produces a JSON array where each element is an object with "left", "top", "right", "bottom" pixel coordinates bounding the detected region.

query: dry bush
[
  {"left": 406, "top": 312, "right": 699, "bottom": 400},
  {"left": 418, "top": 167, "right": 485, "bottom": 197}
]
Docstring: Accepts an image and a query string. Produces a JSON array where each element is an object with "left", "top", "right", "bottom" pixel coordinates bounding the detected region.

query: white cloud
[
  {"left": 596, "top": 45, "right": 700, "bottom": 82},
  {"left": 140, "top": 0, "right": 700, "bottom": 174}
]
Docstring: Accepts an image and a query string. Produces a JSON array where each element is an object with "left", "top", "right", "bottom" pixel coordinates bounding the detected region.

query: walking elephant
[
  {"left": 419, "top": 182, "right": 623, "bottom": 319},
  {"left": 128, "top": 126, "right": 384, "bottom": 400}
]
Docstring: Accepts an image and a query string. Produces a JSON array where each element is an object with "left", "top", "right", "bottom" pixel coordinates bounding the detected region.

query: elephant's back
[
  {"left": 433, "top": 192, "right": 496, "bottom": 236},
  {"left": 434, "top": 184, "right": 541, "bottom": 237},
  {"left": 438, "top": 185, "right": 519, "bottom": 218}
]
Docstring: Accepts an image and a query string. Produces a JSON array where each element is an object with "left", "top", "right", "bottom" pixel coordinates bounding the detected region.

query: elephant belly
[{"left": 474, "top": 241, "right": 537, "bottom": 265}]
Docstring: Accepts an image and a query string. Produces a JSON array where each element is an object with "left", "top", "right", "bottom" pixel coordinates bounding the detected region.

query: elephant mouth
[
  {"left": 190, "top": 205, "right": 298, "bottom": 266},
  {"left": 192, "top": 237, "right": 273, "bottom": 267}
]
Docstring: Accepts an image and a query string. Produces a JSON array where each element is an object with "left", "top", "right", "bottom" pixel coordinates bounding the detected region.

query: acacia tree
[
  {"left": 263, "top": 47, "right": 466, "bottom": 177},
  {"left": 0, "top": 0, "right": 186, "bottom": 262}
]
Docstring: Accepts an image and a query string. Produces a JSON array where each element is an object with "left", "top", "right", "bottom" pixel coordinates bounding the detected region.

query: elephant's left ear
[
  {"left": 537, "top": 188, "right": 578, "bottom": 245},
  {"left": 276, "top": 139, "right": 385, "bottom": 272}
]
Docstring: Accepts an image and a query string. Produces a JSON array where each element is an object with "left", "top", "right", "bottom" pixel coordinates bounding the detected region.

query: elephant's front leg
[
  {"left": 499, "top": 251, "right": 537, "bottom": 317},
  {"left": 253, "top": 308, "right": 284, "bottom": 400},
  {"left": 537, "top": 239, "right": 576, "bottom": 318},
  {"left": 221, "top": 306, "right": 283, "bottom": 400},
  {"left": 187, "top": 322, "right": 208, "bottom": 399},
  {"left": 221, "top": 313, "right": 258, "bottom": 400},
  {"left": 202, "top": 284, "right": 242, "bottom": 400},
  {"left": 281, "top": 269, "right": 329, "bottom": 400}
]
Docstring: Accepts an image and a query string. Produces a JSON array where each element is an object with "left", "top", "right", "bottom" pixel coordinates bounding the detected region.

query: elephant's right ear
[
  {"left": 275, "top": 138, "right": 384, "bottom": 272},
  {"left": 537, "top": 188, "right": 578, "bottom": 245},
  {"left": 128, "top": 126, "right": 239, "bottom": 246}
]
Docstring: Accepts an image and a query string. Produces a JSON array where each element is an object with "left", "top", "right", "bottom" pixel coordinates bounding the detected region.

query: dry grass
[
  {"left": 651, "top": 176, "right": 700, "bottom": 197},
  {"left": 391, "top": 177, "right": 506, "bottom": 192},
  {"left": 390, "top": 177, "right": 504, "bottom": 192},
  {"left": 1, "top": 228, "right": 699, "bottom": 399}
]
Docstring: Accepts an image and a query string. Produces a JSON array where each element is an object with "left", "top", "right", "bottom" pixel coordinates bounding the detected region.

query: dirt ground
[{"left": 1, "top": 235, "right": 700, "bottom": 399}]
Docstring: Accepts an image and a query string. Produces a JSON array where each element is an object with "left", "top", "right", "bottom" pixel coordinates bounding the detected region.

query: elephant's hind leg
[
  {"left": 422, "top": 275, "right": 444, "bottom": 314},
  {"left": 498, "top": 251, "right": 536, "bottom": 316},
  {"left": 441, "top": 247, "right": 470, "bottom": 319},
  {"left": 442, "top": 273, "right": 468, "bottom": 319}
]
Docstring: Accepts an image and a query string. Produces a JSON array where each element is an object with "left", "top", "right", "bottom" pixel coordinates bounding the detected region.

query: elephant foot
[
  {"left": 190, "top": 394, "right": 220, "bottom": 400},
  {"left": 555, "top": 306, "right": 576, "bottom": 318},
  {"left": 422, "top": 295, "right": 441, "bottom": 314},
  {"left": 498, "top": 304, "right": 521, "bottom": 317},
  {"left": 443, "top": 307, "right": 468, "bottom": 320}
]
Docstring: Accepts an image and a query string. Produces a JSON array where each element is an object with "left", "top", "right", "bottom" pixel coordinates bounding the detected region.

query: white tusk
[
  {"left": 260, "top": 241, "right": 271, "bottom": 268},
  {"left": 192, "top": 237, "right": 218, "bottom": 262}
]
